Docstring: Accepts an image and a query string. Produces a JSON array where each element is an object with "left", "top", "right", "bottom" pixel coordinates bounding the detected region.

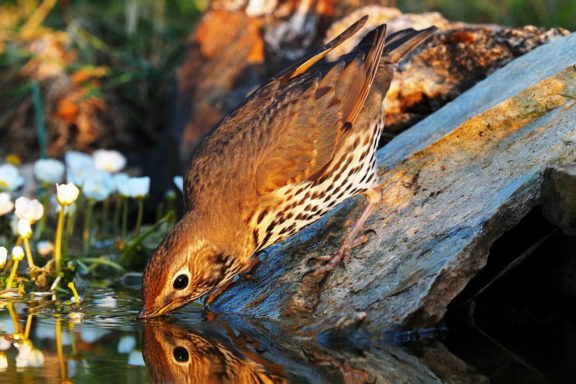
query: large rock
[{"left": 211, "top": 32, "right": 576, "bottom": 333}]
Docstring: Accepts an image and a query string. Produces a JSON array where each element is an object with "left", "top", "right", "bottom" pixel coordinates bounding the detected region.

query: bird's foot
[{"left": 305, "top": 229, "right": 374, "bottom": 277}]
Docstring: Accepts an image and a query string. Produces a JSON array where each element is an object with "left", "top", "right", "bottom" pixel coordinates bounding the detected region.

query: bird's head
[{"left": 138, "top": 216, "right": 239, "bottom": 318}]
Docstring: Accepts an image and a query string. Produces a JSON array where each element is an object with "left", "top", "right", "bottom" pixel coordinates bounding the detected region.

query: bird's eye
[
  {"left": 173, "top": 346, "right": 189, "bottom": 362},
  {"left": 173, "top": 274, "right": 189, "bottom": 290}
]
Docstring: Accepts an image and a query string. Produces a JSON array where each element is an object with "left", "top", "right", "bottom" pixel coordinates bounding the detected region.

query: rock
[
  {"left": 171, "top": 9, "right": 267, "bottom": 168},
  {"left": 211, "top": 32, "right": 576, "bottom": 333},
  {"left": 542, "top": 163, "right": 576, "bottom": 235},
  {"left": 325, "top": 7, "right": 569, "bottom": 136},
  {"left": 384, "top": 24, "right": 569, "bottom": 136}
]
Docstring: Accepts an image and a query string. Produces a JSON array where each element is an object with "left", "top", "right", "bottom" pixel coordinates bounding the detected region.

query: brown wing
[{"left": 254, "top": 23, "right": 388, "bottom": 195}]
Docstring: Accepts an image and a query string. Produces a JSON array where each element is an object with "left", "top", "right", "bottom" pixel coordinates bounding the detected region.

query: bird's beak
[
  {"left": 137, "top": 296, "right": 190, "bottom": 319},
  {"left": 137, "top": 306, "right": 150, "bottom": 319},
  {"left": 137, "top": 303, "right": 171, "bottom": 319}
]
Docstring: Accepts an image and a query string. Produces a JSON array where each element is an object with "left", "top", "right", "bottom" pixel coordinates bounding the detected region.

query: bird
[
  {"left": 138, "top": 16, "right": 437, "bottom": 318},
  {"left": 142, "top": 323, "right": 286, "bottom": 383}
]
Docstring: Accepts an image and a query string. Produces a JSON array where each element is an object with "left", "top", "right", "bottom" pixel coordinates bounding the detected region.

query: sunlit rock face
[{"left": 210, "top": 31, "right": 576, "bottom": 333}]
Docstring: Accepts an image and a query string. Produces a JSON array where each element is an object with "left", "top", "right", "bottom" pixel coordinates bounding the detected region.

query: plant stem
[
  {"left": 101, "top": 198, "right": 110, "bottom": 239},
  {"left": 113, "top": 195, "right": 124, "bottom": 240},
  {"left": 120, "top": 212, "right": 173, "bottom": 265},
  {"left": 30, "top": 81, "right": 47, "bottom": 159},
  {"left": 63, "top": 206, "right": 76, "bottom": 257},
  {"left": 80, "top": 257, "right": 124, "bottom": 273},
  {"left": 54, "top": 205, "right": 66, "bottom": 275},
  {"left": 24, "top": 314, "right": 33, "bottom": 339},
  {"left": 23, "top": 237, "right": 36, "bottom": 269},
  {"left": 34, "top": 185, "right": 50, "bottom": 240},
  {"left": 83, "top": 200, "right": 94, "bottom": 255},
  {"left": 67, "top": 282, "right": 80, "bottom": 304},
  {"left": 56, "top": 319, "right": 67, "bottom": 380},
  {"left": 6, "top": 259, "right": 20, "bottom": 289},
  {"left": 121, "top": 197, "right": 128, "bottom": 244},
  {"left": 155, "top": 202, "right": 164, "bottom": 222},
  {"left": 135, "top": 197, "right": 144, "bottom": 237},
  {"left": 7, "top": 303, "right": 20, "bottom": 333}
]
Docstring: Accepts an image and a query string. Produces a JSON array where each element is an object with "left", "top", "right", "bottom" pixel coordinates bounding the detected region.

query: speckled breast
[{"left": 251, "top": 112, "right": 384, "bottom": 252}]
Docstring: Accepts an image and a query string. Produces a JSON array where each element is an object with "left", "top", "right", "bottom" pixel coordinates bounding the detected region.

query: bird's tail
[{"left": 382, "top": 26, "right": 437, "bottom": 63}]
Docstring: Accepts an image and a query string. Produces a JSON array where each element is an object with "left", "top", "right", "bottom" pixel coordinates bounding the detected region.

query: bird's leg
[{"left": 308, "top": 188, "right": 381, "bottom": 276}]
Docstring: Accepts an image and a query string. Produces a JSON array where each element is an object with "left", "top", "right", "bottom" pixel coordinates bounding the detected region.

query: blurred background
[{"left": 0, "top": 0, "right": 573, "bottom": 181}]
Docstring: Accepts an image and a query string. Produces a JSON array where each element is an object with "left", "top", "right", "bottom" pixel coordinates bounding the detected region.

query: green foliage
[
  {"left": 0, "top": 0, "right": 204, "bottom": 141},
  {"left": 398, "top": 0, "right": 575, "bottom": 30},
  {"left": 53, "top": 0, "right": 204, "bottom": 134}
]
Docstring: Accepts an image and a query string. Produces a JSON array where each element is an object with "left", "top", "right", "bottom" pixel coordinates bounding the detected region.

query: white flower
[
  {"left": 96, "top": 295, "right": 116, "bottom": 308},
  {"left": 17, "top": 220, "right": 32, "bottom": 238},
  {"left": 173, "top": 176, "right": 183, "bottom": 193},
  {"left": 0, "top": 247, "right": 7, "bottom": 268},
  {"left": 0, "top": 338, "right": 10, "bottom": 351},
  {"left": 128, "top": 350, "right": 145, "bottom": 366},
  {"left": 119, "top": 176, "right": 150, "bottom": 198},
  {"left": 0, "top": 164, "right": 24, "bottom": 191},
  {"left": 80, "top": 328, "right": 108, "bottom": 343},
  {"left": 15, "top": 340, "right": 44, "bottom": 368},
  {"left": 112, "top": 172, "right": 130, "bottom": 194},
  {"left": 83, "top": 170, "right": 115, "bottom": 201},
  {"left": 12, "top": 246, "right": 24, "bottom": 261},
  {"left": 36, "top": 241, "right": 54, "bottom": 257},
  {"left": 117, "top": 335, "right": 136, "bottom": 354},
  {"left": 67, "top": 360, "right": 77, "bottom": 377},
  {"left": 0, "top": 193, "right": 14, "bottom": 216},
  {"left": 14, "top": 197, "right": 44, "bottom": 222},
  {"left": 93, "top": 149, "right": 127, "bottom": 173},
  {"left": 56, "top": 183, "right": 80, "bottom": 205},
  {"left": 33, "top": 158, "right": 65, "bottom": 184},
  {"left": 66, "top": 151, "right": 95, "bottom": 187},
  {"left": 0, "top": 351, "right": 7, "bottom": 372}
]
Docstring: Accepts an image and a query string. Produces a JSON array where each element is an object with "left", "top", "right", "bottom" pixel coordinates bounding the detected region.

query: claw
[
  {"left": 303, "top": 194, "right": 379, "bottom": 278},
  {"left": 363, "top": 228, "right": 377, "bottom": 238},
  {"left": 309, "top": 254, "right": 334, "bottom": 262}
]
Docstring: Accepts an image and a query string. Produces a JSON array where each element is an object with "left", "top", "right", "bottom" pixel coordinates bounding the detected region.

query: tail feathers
[
  {"left": 275, "top": 16, "right": 369, "bottom": 83},
  {"left": 383, "top": 26, "right": 437, "bottom": 63},
  {"left": 273, "top": 16, "right": 436, "bottom": 84}
]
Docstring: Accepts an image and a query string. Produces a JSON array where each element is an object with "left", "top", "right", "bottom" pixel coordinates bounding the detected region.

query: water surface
[{"left": 0, "top": 287, "right": 570, "bottom": 383}]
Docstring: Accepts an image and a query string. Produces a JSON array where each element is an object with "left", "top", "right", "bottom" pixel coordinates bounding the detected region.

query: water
[
  {"left": 0, "top": 289, "right": 370, "bottom": 383},
  {"left": 0, "top": 287, "right": 573, "bottom": 383}
]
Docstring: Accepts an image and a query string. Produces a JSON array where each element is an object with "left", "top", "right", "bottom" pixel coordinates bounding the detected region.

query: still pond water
[{"left": 0, "top": 287, "right": 571, "bottom": 383}]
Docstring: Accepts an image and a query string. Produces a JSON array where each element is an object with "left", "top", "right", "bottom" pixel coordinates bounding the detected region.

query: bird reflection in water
[{"left": 142, "top": 322, "right": 286, "bottom": 383}]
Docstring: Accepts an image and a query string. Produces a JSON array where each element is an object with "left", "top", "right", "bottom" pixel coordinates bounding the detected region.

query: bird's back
[{"left": 183, "top": 17, "right": 435, "bottom": 253}]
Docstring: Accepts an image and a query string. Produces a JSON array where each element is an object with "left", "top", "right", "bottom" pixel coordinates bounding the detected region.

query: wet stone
[
  {"left": 542, "top": 163, "right": 576, "bottom": 235},
  {"left": 211, "top": 32, "right": 576, "bottom": 334}
]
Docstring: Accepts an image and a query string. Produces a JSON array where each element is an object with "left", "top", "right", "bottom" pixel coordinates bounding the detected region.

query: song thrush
[{"left": 139, "top": 16, "right": 436, "bottom": 318}]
